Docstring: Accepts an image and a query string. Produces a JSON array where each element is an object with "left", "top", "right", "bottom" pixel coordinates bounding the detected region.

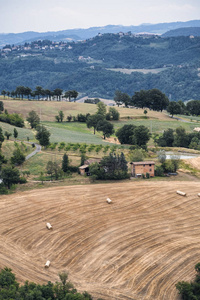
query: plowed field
[{"left": 1, "top": 181, "right": 200, "bottom": 299}]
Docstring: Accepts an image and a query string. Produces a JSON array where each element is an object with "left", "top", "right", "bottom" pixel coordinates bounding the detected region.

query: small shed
[
  {"left": 79, "top": 158, "right": 101, "bottom": 176},
  {"left": 131, "top": 161, "right": 155, "bottom": 177},
  {"left": 79, "top": 164, "right": 90, "bottom": 176}
]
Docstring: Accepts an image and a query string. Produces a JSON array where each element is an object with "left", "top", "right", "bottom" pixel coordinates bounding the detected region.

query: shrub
[
  {"left": 0, "top": 184, "right": 8, "bottom": 194},
  {"left": 88, "top": 144, "right": 95, "bottom": 152},
  {"left": 72, "top": 143, "right": 80, "bottom": 151},
  {"left": 65, "top": 144, "right": 71, "bottom": 151},
  {"left": 155, "top": 165, "right": 164, "bottom": 176},
  {"left": 19, "top": 177, "right": 27, "bottom": 184},
  {"left": 68, "top": 166, "right": 78, "bottom": 172}
]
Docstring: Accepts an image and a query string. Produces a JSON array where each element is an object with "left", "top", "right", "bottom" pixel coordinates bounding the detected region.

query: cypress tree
[{"left": 62, "top": 153, "right": 69, "bottom": 172}]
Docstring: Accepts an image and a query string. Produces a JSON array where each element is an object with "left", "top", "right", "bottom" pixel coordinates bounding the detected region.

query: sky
[{"left": 0, "top": 0, "right": 199, "bottom": 33}]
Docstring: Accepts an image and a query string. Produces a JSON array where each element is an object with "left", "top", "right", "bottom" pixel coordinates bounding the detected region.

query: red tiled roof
[{"left": 131, "top": 161, "right": 155, "bottom": 165}]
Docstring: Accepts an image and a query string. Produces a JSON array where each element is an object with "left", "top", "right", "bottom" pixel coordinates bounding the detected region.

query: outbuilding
[
  {"left": 79, "top": 164, "right": 90, "bottom": 176},
  {"left": 79, "top": 158, "right": 101, "bottom": 176}
]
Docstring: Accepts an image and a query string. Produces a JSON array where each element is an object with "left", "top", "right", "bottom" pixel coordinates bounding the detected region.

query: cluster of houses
[
  {"left": 0, "top": 41, "right": 73, "bottom": 57},
  {"left": 0, "top": 31, "right": 161, "bottom": 57}
]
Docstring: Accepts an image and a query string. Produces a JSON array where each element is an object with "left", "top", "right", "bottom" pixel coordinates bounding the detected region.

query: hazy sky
[{"left": 0, "top": 0, "right": 199, "bottom": 33}]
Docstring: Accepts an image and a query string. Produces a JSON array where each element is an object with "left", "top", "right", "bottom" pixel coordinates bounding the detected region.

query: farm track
[{"left": 1, "top": 181, "right": 200, "bottom": 299}]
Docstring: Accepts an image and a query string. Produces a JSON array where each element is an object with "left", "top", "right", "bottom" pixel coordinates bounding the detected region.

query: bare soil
[{"left": 1, "top": 181, "right": 200, "bottom": 299}]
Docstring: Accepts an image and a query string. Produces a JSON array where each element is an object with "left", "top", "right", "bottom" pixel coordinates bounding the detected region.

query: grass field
[
  {"left": 1, "top": 181, "right": 200, "bottom": 299},
  {"left": 177, "top": 114, "right": 200, "bottom": 122},
  {"left": 43, "top": 121, "right": 116, "bottom": 144},
  {"left": 0, "top": 121, "right": 35, "bottom": 141},
  {"left": 113, "top": 118, "right": 197, "bottom": 133},
  {"left": 1, "top": 140, "right": 33, "bottom": 160}
]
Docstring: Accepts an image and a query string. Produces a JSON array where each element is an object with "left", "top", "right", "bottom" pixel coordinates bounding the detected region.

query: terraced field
[{"left": 1, "top": 181, "right": 200, "bottom": 299}]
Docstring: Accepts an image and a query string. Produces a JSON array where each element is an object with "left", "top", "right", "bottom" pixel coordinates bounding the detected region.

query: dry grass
[
  {"left": 1, "top": 181, "right": 200, "bottom": 299},
  {"left": 183, "top": 156, "right": 200, "bottom": 171},
  {"left": 3, "top": 100, "right": 97, "bottom": 122},
  {"left": 3, "top": 99, "right": 172, "bottom": 122}
]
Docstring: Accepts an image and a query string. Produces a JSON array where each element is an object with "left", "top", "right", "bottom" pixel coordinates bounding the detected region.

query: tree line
[
  {"left": 114, "top": 89, "right": 200, "bottom": 117},
  {"left": 0, "top": 267, "right": 95, "bottom": 300},
  {"left": 1, "top": 86, "right": 78, "bottom": 101},
  {"left": 167, "top": 100, "right": 200, "bottom": 117},
  {"left": 154, "top": 127, "right": 200, "bottom": 150},
  {"left": 114, "top": 89, "right": 170, "bottom": 111}
]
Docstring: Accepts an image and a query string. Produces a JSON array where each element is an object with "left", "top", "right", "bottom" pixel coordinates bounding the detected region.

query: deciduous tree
[
  {"left": 167, "top": 101, "right": 181, "bottom": 117},
  {"left": 4, "top": 131, "right": 11, "bottom": 140},
  {"left": 36, "top": 125, "right": 50, "bottom": 147},
  {"left": 27, "top": 110, "right": 40, "bottom": 129},
  {"left": 97, "top": 101, "right": 106, "bottom": 117},
  {"left": 1, "top": 166, "right": 21, "bottom": 189},
  {"left": 86, "top": 114, "right": 104, "bottom": 134},
  {"left": 65, "top": 90, "right": 78, "bottom": 102},
  {"left": 97, "top": 120, "right": 114, "bottom": 139}
]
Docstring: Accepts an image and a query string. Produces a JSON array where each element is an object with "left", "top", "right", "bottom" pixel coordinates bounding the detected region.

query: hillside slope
[
  {"left": 1, "top": 34, "right": 200, "bottom": 100},
  {"left": 1, "top": 182, "right": 200, "bottom": 299},
  {"left": 163, "top": 27, "right": 200, "bottom": 37}
]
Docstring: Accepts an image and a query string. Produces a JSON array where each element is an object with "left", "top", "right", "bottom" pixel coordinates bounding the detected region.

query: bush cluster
[{"left": 0, "top": 112, "right": 24, "bottom": 127}]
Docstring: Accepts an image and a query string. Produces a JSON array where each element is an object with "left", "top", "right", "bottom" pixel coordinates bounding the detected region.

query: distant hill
[
  {"left": 0, "top": 33, "right": 200, "bottom": 101},
  {"left": 0, "top": 20, "right": 200, "bottom": 47},
  {"left": 163, "top": 27, "right": 200, "bottom": 37}
]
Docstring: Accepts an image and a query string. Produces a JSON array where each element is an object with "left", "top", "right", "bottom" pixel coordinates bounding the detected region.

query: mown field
[
  {"left": 1, "top": 181, "right": 200, "bottom": 299},
  {"left": 1, "top": 98, "right": 171, "bottom": 121}
]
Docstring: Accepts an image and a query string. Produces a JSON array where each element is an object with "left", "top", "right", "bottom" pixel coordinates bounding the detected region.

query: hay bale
[
  {"left": 107, "top": 198, "right": 112, "bottom": 204},
  {"left": 45, "top": 260, "right": 51, "bottom": 268},
  {"left": 46, "top": 222, "right": 52, "bottom": 230},
  {"left": 176, "top": 190, "right": 186, "bottom": 196}
]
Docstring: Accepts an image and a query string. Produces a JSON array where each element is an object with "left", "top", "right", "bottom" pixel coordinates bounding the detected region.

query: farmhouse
[{"left": 131, "top": 161, "right": 155, "bottom": 177}]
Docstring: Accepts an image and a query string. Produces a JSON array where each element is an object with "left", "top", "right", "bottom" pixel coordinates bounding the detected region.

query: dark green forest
[{"left": 1, "top": 34, "right": 200, "bottom": 100}]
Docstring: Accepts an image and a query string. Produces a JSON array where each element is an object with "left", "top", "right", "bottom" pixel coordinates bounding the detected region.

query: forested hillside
[
  {"left": 162, "top": 27, "right": 200, "bottom": 37},
  {"left": 1, "top": 33, "right": 200, "bottom": 100}
]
